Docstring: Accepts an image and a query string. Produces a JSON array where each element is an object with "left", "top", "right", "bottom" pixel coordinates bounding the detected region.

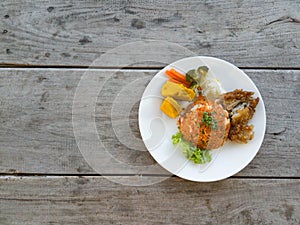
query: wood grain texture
[
  {"left": 1, "top": 0, "right": 300, "bottom": 67},
  {"left": 0, "top": 176, "right": 299, "bottom": 224},
  {"left": 0, "top": 68, "right": 299, "bottom": 176}
]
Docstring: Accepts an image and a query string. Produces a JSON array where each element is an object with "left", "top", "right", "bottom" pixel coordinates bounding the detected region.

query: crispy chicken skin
[{"left": 220, "top": 89, "right": 259, "bottom": 143}]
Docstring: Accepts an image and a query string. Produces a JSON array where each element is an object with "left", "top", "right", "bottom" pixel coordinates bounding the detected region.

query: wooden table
[{"left": 1, "top": 1, "right": 299, "bottom": 224}]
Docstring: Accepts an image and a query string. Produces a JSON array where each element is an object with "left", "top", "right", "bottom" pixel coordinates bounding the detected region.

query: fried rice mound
[{"left": 178, "top": 96, "right": 230, "bottom": 150}]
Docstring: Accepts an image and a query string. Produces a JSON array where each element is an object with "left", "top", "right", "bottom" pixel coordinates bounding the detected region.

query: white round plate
[{"left": 138, "top": 56, "right": 266, "bottom": 182}]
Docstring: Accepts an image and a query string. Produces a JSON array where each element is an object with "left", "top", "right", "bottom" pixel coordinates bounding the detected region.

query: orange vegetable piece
[
  {"left": 160, "top": 97, "right": 183, "bottom": 118},
  {"left": 165, "top": 68, "right": 191, "bottom": 87}
]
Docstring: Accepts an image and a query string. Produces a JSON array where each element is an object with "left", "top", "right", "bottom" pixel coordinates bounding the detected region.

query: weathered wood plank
[
  {"left": 0, "top": 176, "right": 299, "bottom": 224},
  {"left": 0, "top": 69, "right": 299, "bottom": 176},
  {"left": 1, "top": 0, "right": 300, "bottom": 67}
]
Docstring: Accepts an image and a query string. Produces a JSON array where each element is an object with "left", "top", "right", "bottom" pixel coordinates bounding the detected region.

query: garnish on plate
[{"left": 172, "top": 131, "right": 212, "bottom": 164}]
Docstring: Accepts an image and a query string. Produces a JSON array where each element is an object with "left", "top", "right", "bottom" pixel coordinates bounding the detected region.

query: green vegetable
[
  {"left": 172, "top": 131, "right": 181, "bottom": 144},
  {"left": 202, "top": 111, "right": 218, "bottom": 130},
  {"left": 197, "top": 66, "right": 209, "bottom": 77},
  {"left": 185, "top": 69, "right": 196, "bottom": 83},
  {"left": 171, "top": 131, "right": 212, "bottom": 164},
  {"left": 186, "top": 66, "right": 210, "bottom": 91}
]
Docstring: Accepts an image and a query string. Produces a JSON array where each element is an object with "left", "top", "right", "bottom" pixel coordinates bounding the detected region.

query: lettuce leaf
[{"left": 172, "top": 131, "right": 212, "bottom": 164}]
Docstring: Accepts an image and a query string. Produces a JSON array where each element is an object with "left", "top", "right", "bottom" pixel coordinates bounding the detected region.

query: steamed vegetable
[
  {"left": 161, "top": 81, "right": 195, "bottom": 101},
  {"left": 186, "top": 66, "right": 224, "bottom": 99},
  {"left": 165, "top": 69, "right": 191, "bottom": 87},
  {"left": 172, "top": 131, "right": 212, "bottom": 164},
  {"left": 186, "top": 66, "right": 209, "bottom": 86},
  {"left": 160, "top": 97, "right": 183, "bottom": 118}
]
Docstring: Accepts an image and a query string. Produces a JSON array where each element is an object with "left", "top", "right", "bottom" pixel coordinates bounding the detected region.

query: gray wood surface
[
  {"left": 1, "top": 0, "right": 300, "bottom": 68},
  {"left": 1, "top": 176, "right": 299, "bottom": 224},
  {"left": 0, "top": 68, "right": 299, "bottom": 176},
  {"left": 1, "top": 1, "right": 300, "bottom": 224}
]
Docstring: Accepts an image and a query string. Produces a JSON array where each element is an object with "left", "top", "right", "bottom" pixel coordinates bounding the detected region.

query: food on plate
[
  {"left": 186, "top": 66, "right": 209, "bottom": 86},
  {"left": 160, "top": 71, "right": 195, "bottom": 118},
  {"left": 200, "top": 74, "right": 225, "bottom": 100},
  {"left": 161, "top": 81, "right": 195, "bottom": 101},
  {"left": 219, "top": 89, "right": 259, "bottom": 143},
  {"left": 159, "top": 65, "right": 260, "bottom": 164},
  {"left": 178, "top": 96, "right": 230, "bottom": 150},
  {"left": 172, "top": 131, "right": 212, "bottom": 164},
  {"left": 186, "top": 66, "right": 225, "bottom": 99},
  {"left": 160, "top": 97, "right": 183, "bottom": 118},
  {"left": 165, "top": 68, "right": 191, "bottom": 87}
]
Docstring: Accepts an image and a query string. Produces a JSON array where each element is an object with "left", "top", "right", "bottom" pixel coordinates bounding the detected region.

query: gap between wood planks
[
  {"left": 1, "top": 64, "right": 300, "bottom": 70},
  {"left": 0, "top": 173, "right": 299, "bottom": 180}
]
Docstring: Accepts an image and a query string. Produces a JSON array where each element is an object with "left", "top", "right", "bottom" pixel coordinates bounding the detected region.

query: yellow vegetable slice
[
  {"left": 160, "top": 97, "right": 183, "bottom": 118},
  {"left": 161, "top": 81, "right": 195, "bottom": 101}
]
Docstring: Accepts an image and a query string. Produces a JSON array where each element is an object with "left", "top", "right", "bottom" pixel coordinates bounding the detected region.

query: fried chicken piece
[
  {"left": 220, "top": 89, "right": 259, "bottom": 143},
  {"left": 228, "top": 123, "right": 254, "bottom": 143}
]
